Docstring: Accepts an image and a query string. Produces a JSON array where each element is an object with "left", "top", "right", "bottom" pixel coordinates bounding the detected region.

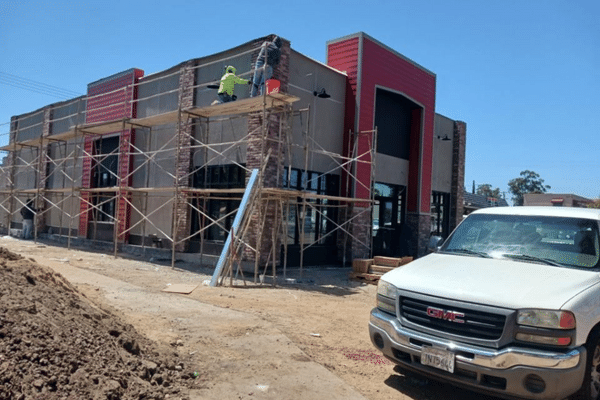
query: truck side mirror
[{"left": 427, "top": 236, "right": 444, "bottom": 253}]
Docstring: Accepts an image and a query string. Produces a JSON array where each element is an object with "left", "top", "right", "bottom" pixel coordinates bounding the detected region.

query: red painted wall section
[
  {"left": 359, "top": 37, "right": 435, "bottom": 213},
  {"left": 327, "top": 37, "right": 359, "bottom": 198},
  {"left": 79, "top": 68, "right": 144, "bottom": 239}
]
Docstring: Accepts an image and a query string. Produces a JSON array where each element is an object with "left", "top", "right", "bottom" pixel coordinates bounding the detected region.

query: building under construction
[{"left": 0, "top": 32, "right": 466, "bottom": 281}]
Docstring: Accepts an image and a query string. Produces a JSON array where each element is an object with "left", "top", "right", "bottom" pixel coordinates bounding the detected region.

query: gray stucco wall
[
  {"left": 136, "top": 71, "right": 180, "bottom": 118},
  {"left": 288, "top": 51, "right": 345, "bottom": 177},
  {"left": 432, "top": 113, "right": 454, "bottom": 193},
  {"left": 51, "top": 98, "right": 86, "bottom": 135},
  {"left": 374, "top": 154, "right": 409, "bottom": 187},
  {"left": 14, "top": 110, "right": 43, "bottom": 143}
]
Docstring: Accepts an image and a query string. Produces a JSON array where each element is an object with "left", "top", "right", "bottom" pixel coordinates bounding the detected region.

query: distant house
[
  {"left": 523, "top": 193, "right": 593, "bottom": 208},
  {"left": 463, "top": 192, "right": 509, "bottom": 216}
]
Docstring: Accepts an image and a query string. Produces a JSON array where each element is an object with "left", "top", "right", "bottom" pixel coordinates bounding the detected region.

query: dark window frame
[
  {"left": 190, "top": 164, "right": 246, "bottom": 241},
  {"left": 282, "top": 168, "right": 340, "bottom": 246}
]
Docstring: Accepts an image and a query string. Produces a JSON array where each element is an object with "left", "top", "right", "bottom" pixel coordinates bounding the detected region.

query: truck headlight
[
  {"left": 517, "top": 310, "right": 576, "bottom": 329},
  {"left": 376, "top": 280, "right": 398, "bottom": 314},
  {"left": 377, "top": 279, "right": 398, "bottom": 299},
  {"left": 516, "top": 310, "right": 575, "bottom": 347}
]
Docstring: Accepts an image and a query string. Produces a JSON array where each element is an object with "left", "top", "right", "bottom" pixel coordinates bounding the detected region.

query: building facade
[
  {"left": 524, "top": 193, "right": 593, "bottom": 208},
  {"left": 2, "top": 32, "right": 465, "bottom": 267}
]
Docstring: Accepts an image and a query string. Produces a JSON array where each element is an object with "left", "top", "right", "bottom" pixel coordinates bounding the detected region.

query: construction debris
[{"left": 350, "top": 256, "right": 413, "bottom": 284}]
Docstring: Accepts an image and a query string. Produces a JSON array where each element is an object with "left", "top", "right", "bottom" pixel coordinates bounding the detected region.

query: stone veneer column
[
  {"left": 349, "top": 205, "right": 371, "bottom": 261},
  {"left": 245, "top": 35, "right": 290, "bottom": 265},
  {"left": 172, "top": 61, "right": 196, "bottom": 252},
  {"left": 405, "top": 212, "right": 431, "bottom": 258},
  {"left": 450, "top": 121, "right": 466, "bottom": 231}
]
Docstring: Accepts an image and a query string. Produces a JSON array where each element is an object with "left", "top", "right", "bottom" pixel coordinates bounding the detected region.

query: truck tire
[{"left": 573, "top": 331, "right": 600, "bottom": 400}]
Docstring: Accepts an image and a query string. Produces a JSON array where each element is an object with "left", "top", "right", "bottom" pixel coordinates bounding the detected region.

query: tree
[
  {"left": 507, "top": 170, "right": 551, "bottom": 206},
  {"left": 588, "top": 199, "right": 600, "bottom": 209},
  {"left": 476, "top": 184, "right": 502, "bottom": 199}
]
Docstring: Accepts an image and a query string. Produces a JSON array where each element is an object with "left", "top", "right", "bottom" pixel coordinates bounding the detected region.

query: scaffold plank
[
  {"left": 185, "top": 93, "right": 299, "bottom": 118},
  {"left": 77, "top": 120, "right": 128, "bottom": 136},
  {"left": 130, "top": 110, "right": 179, "bottom": 128}
]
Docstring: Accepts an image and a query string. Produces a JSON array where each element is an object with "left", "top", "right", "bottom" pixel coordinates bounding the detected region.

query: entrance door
[
  {"left": 372, "top": 183, "right": 406, "bottom": 257},
  {"left": 88, "top": 136, "right": 119, "bottom": 241},
  {"left": 373, "top": 197, "right": 395, "bottom": 256}
]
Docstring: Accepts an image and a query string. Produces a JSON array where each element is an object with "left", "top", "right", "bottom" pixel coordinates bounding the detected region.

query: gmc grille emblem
[{"left": 426, "top": 307, "right": 465, "bottom": 324}]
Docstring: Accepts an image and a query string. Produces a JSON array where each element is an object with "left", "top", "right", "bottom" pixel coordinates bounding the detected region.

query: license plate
[{"left": 421, "top": 346, "right": 455, "bottom": 373}]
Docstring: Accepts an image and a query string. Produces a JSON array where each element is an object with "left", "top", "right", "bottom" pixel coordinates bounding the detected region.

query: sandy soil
[{"left": 0, "top": 236, "right": 499, "bottom": 400}]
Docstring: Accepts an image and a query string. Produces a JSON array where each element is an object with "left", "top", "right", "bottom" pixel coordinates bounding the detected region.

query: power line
[{"left": 0, "top": 71, "right": 83, "bottom": 99}]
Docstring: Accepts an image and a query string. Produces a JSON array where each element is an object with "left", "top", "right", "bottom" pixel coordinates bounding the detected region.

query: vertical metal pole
[
  {"left": 58, "top": 141, "right": 66, "bottom": 241},
  {"left": 280, "top": 197, "right": 288, "bottom": 279},
  {"left": 299, "top": 105, "right": 311, "bottom": 276},
  {"left": 370, "top": 128, "right": 378, "bottom": 259},
  {"left": 68, "top": 128, "right": 78, "bottom": 250},
  {"left": 200, "top": 118, "right": 209, "bottom": 268},
  {"left": 114, "top": 120, "right": 127, "bottom": 257},
  {"left": 34, "top": 137, "right": 44, "bottom": 243},
  {"left": 254, "top": 64, "right": 268, "bottom": 282},
  {"left": 171, "top": 107, "right": 182, "bottom": 268},
  {"left": 142, "top": 126, "right": 152, "bottom": 254}
]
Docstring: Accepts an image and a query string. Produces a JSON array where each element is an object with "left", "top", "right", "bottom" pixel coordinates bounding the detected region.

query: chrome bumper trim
[{"left": 370, "top": 308, "right": 581, "bottom": 370}]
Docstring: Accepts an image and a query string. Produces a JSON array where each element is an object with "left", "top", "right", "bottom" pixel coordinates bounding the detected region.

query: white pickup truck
[{"left": 369, "top": 207, "right": 600, "bottom": 400}]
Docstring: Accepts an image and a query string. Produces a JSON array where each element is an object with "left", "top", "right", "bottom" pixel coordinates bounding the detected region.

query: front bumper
[{"left": 370, "top": 308, "right": 585, "bottom": 400}]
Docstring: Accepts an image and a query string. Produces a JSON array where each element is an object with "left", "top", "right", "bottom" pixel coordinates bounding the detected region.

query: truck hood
[{"left": 382, "top": 253, "right": 600, "bottom": 310}]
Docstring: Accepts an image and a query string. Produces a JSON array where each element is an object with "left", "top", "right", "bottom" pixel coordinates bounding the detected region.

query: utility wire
[{"left": 0, "top": 71, "right": 83, "bottom": 99}]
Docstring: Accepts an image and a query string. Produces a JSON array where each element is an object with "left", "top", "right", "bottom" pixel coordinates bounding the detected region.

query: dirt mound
[{"left": 0, "top": 248, "right": 202, "bottom": 399}]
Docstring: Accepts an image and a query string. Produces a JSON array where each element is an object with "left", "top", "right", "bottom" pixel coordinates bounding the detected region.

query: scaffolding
[{"left": 0, "top": 41, "right": 377, "bottom": 286}]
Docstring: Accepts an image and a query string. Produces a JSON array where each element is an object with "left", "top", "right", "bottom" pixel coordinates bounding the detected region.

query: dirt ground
[{"left": 0, "top": 236, "right": 500, "bottom": 400}]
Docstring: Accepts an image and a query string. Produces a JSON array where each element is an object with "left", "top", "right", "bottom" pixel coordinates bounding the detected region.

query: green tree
[
  {"left": 507, "top": 170, "right": 551, "bottom": 206},
  {"left": 588, "top": 198, "right": 600, "bottom": 209},
  {"left": 476, "top": 184, "right": 502, "bottom": 199}
]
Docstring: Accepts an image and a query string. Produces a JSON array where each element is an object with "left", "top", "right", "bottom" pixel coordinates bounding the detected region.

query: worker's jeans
[
  {"left": 218, "top": 93, "right": 233, "bottom": 103},
  {"left": 22, "top": 219, "right": 33, "bottom": 240},
  {"left": 250, "top": 64, "right": 273, "bottom": 97}
]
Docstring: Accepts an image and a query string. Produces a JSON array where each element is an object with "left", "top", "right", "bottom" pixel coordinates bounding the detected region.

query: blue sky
[{"left": 1, "top": 0, "right": 598, "bottom": 201}]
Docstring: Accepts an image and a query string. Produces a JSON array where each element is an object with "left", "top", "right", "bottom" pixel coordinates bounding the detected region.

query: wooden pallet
[
  {"left": 349, "top": 271, "right": 383, "bottom": 284},
  {"left": 369, "top": 265, "right": 395, "bottom": 274}
]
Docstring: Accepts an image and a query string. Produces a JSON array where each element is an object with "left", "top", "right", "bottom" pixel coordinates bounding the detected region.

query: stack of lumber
[{"left": 350, "top": 256, "right": 413, "bottom": 284}]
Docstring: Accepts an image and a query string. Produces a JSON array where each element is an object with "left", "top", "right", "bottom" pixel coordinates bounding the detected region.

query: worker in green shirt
[{"left": 214, "top": 66, "right": 251, "bottom": 104}]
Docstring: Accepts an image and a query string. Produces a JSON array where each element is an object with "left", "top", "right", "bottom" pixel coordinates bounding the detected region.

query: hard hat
[{"left": 226, "top": 66, "right": 236, "bottom": 74}]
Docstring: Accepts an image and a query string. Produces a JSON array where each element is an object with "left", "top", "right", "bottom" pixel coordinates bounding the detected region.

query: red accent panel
[
  {"left": 328, "top": 38, "right": 360, "bottom": 96},
  {"left": 359, "top": 37, "right": 435, "bottom": 213},
  {"left": 329, "top": 36, "right": 436, "bottom": 213},
  {"left": 79, "top": 69, "right": 144, "bottom": 240},
  {"left": 328, "top": 38, "right": 359, "bottom": 199}
]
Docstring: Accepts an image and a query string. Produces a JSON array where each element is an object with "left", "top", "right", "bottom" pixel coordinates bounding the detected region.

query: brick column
[
  {"left": 450, "top": 121, "right": 466, "bottom": 231},
  {"left": 245, "top": 35, "right": 290, "bottom": 264},
  {"left": 350, "top": 205, "right": 371, "bottom": 260},
  {"left": 405, "top": 212, "right": 431, "bottom": 258},
  {"left": 172, "top": 61, "right": 196, "bottom": 252}
]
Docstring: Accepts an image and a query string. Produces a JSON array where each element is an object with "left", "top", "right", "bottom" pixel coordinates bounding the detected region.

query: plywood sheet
[{"left": 161, "top": 283, "right": 198, "bottom": 294}]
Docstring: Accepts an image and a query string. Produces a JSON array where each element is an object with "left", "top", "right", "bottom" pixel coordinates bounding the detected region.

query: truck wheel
[{"left": 573, "top": 332, "right": 600, "bottom": 400}]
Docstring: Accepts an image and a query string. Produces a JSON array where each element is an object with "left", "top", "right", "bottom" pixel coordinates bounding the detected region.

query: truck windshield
[{"left": 440, "top": 214, "right": 600, "bottom": 269}]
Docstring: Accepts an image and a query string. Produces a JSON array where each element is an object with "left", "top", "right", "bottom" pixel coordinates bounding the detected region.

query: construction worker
[
  {"left": 20, "top": 199, "right": 36, "bottom": 240},
  {"left": 214, "top": 66, "right": 251, "bottom": 104},
  {"left": 250, "top": 36, "right": 282, "bottom": 97}
]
